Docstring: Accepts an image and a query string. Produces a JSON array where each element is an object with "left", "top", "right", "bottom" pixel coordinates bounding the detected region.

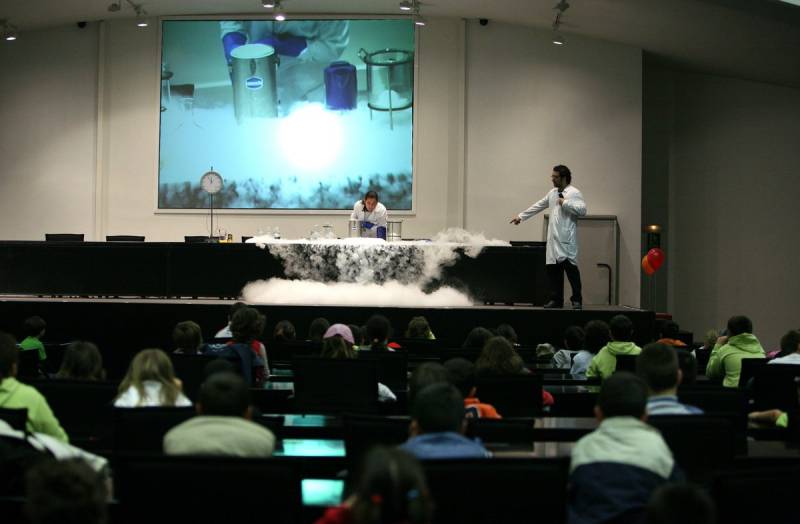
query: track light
[
  {"left": 551, "top": 0, "right": 569, "bottom": 45},
  {"left": 106, "top": 1, "right": 148, "bottom": 27},
  {"left": 399, "top": 0, "right": 413, "bottom": 11},
  {"left": 262, "top": 0, "right": 276, "bottom": 8},
  {"left": 273, "top": 0, "right": 286, "bottom": 20},
  {"left": 1, "top": 19, "right": 18, "bottom": 41},
  {"left": 411, "top": 1, "right": 425, "bottom": 27},
  {"left": 552, "top": 34, "right": 564, "bottom": 45}
]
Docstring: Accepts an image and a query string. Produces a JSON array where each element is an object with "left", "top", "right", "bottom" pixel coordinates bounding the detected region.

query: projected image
[{"left": 158, "top": 19, "right": 415, "bottom": 210}]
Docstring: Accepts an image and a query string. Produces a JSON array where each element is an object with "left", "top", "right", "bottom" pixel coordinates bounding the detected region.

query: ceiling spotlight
[
  {"left": 273, "top": 0, "right": 286, "bottom": 20},
  {"left": 107, "top": 2, "right": 121, "bottom": 12},
  {"left": 262, "top": 0, "right": 276, "bottom": 7},
  {"left": 552, "top": 34, "right": 564, "bottom": 45},
  {"left": 1, "top": 19, "right": 18, "bottom": 41},
  {"left": 414, "top": 14, "right": 426, "bottom": 26},
  {"left": 399, "top": 0, "right": 413, "bottom": 11},
  {"left": 133, "top": 4, "right": 148, "bottom": 27}
]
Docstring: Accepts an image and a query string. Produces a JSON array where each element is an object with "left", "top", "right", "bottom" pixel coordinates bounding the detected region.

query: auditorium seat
[
  {"left": 342, "top": 413, "right": 410, "bottom": 465},
  {"left": 112, "top": 406, "right": 195, "bottom": 454},
  {"left": 15, "top": 350, "right": 40, "bottom": 380},
  {"left": 613, "top": 354, "right": 638, "bottom": 373},
  {"left": 357, "top": 350, "right": 408, "bottom": 391},
  {"left": 474, "top": 374, "right": 544, "bottom": 417},
  {"left": 44, "top": 233, "right": 84, "bottom": 241},
  {"left": 0, "top": 408, "right": 27, "bottom": 432},
  {"left": 751, "top": 363, "right": 800, "bottom": 412},
  {"left": 711, "top": 459, "right": 800, "bottom": 524},
  {"left": 292, "top": 357, "right": 380, "bottom": 414},
  {"left": 105, "top": 235, "right": 145, "bottom": 242},
  {"left": 738, "top": 357, "right": 766, "bottom": 388},
  {"left": 170, "top": 353, "right": 228, "bottom": 401}
]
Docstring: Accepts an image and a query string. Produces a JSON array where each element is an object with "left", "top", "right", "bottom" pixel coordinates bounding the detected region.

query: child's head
[
  {"left": 405, "top": 316, "right": 432, "bottom": 339},
  {"left": 57, "top": 341, "right": 105, "bottom": 381},
  {"left": 172, "top": 321, "right": 203, "bottom": 353},
  {"left": 118, "top": 349, "right": 182, "bottom": 406},
  {"left": 230, "top": 307, "right": 265, "bottom": 344},
  {"left": 24, "top": 316, "right": 46, "bottom": 339},
  {"left": 609, "top": 315, "right": 634, "bottom": 342}
]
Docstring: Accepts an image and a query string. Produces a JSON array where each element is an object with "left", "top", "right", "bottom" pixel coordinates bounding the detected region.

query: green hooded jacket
[
  {"left": 585, "top": 341, "right": 642, "bottom": 380},
  {"left": 706, "top": 333, "right": 765, "bottom": 387}
]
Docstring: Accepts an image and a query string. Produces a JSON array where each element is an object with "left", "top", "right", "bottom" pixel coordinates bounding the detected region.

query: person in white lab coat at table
[
  {"left": 510, "top": 165, "right": 587, "bottom": 309},
  {"left": 351, "top": 190, "right": 388, "bottom": 240}
]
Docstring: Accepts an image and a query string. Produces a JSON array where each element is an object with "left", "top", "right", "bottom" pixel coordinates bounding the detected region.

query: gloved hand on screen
[
  {"left": 223, "top": 32, "right": 247, "bottom": 64},
  {"left": 362, "top": 221, "right": 375, "bottom": 230},
  {"left": 376, "top": 226, "right": 387, "bottom": 240},
  {"left": 254, "top": 34, "right": 308, "bottom": 57}
]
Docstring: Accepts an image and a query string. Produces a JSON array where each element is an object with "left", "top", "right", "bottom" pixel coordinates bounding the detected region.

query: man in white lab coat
[
  {"left": 510, "top": 165, "right": 587, "bottom": 309},
  {"left": 351, "top": 190, "right": 388, "bottom": 239}
]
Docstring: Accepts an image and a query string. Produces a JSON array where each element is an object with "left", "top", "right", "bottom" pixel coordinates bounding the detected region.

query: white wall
[
  {"left": 666, "top": 72, "right": 800, "bottom": 348},
  {"left": 463, "top": 21, "right": 643, "bottom": 306},
  {"left": 0, "top": 24, "right": 98, "bottom": 240}
]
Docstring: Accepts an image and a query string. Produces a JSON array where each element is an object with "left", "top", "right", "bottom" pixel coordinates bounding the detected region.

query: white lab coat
[
  {"left": 518, "top": 185, "right": 587, "bottom": 265},
  {"left": 350, "top": 200, "right": 388, "bottom": 238},
  {"left": 220, "top": 20, "right": 350, "bottom": 106}
]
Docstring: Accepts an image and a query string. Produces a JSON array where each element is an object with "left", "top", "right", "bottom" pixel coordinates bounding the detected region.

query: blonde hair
[{"left": 117, "top": 349, "right": 182, "bottom": 406}]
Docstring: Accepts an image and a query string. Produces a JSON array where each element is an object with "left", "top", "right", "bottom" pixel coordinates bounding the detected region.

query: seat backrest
[
  {"left": 614, "top": 354, "right": 638, "bottom": 373},
  {"left": 44, "top": 233, "right": 84, "bottom": 242},
  {"left": 342, "top": 413, "right": 410, "bottom": 465},
  {"left": 15, "top": 350, "right": 40, "bottom": 379},
  {"left": 738, "top": 357, "right": 766, "bottom": 388},
  {"left": 752, "top": 364, "right": 800, "bottom": 412},
  {"left": 423, "top": 458, "right": 569, "bottom": 524},
  {"left": 292, "top": 357, "right": 379, "bottom": 414},
  {"left": 711, "top": 460, "right": 800, "bottom": 524},
  {"left": 474, "top": 374, "right": 543, "bottom": 417},
  {"left": 113, "top": 407, "right": 196, "bottom": 454},
  {"left": 106, "top": 235, "right": 145, "bottom": 242},
  {"left": 466, "top": 417, "right": 537, "bottom": 444},
  {"left": 0, "top": 408, "right": 28, "bottom": 432},
  {"left": 357, "top": 351, "right": 408, "bottom": 391},
  {"left": 114, "top": 455, "right": 300, "bottom": 524},
  {"left": 28, "top": 379, "right": 118, "bottom": 441},
  {"left": 169, "top": 353, "right": 227, "bottom": 401}
]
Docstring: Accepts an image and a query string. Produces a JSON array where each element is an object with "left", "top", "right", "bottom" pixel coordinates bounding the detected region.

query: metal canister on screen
[{"left": 230, "top": 44, "right": 279, "bottom": 122}]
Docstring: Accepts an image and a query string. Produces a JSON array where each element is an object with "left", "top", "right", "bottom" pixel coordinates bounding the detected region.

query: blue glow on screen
[{"left": 158, "top": 19, "right": 415, "bottom": 210}]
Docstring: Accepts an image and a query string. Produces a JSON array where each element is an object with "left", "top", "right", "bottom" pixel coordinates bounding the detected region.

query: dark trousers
[{"left": 546, "top": 260, "right": 582, "bottom": 304}]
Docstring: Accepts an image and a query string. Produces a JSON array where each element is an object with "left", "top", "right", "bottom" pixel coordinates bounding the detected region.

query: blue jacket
[{"left": 400, "top": 432, "right": 490, "bottom": 460}]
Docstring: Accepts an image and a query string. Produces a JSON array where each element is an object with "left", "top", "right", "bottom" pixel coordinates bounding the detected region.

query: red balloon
[
  {"left": 646, "top": 248, "right": 665, "bottom": 271},
  {"left": 642, "top": 255, "right": 655, "bottom": 275}
]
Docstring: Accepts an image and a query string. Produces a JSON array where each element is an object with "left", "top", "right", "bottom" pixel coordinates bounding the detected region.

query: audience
[
  {"left": 444, "top": 357, "right": 501, "bottom": 419},
  {"left": 349, "top": 323, "right": 365, "bottom": 348},
  {"left": 572, "top": 320, "right": 610, "bottom": 378},
  {"left": 0, "top": 332, "right": 68, "bottom": 441},
  {"left": 586, "top": 314, "right": 641, "bottom": 380},
  {"left": 20, "top": 315, "right": 48, "bottom": 363},
  {"left": 476, "top": 336, "right": 555, "bottom": 407},
  {"left": 163, "top": 371, "right": 275, "bottom": 457},
  {"left": 637, "top": 343, "right": 703, "bottom": 415},
  {"left": 365, "top": 314, "right": 393, "bottom": 351},
  {"left": 55, "top": 341, "right": 106, "bottom": 381},
  {"left": 228, "top": 307, "right": 269, "bottom": 385},
  {"left": 706, "top": 315, "right": 765, "bottom": 387},
  {"left": 400, "top": 382, "right": 490, "bottom": 459},
  {"left": 769, "top": 329, "right": 800, "bottom": 364},
  {"left": 552, "top": 325, "right": 586, "bottom": 369},
  {"left": 172, "top": 320, "right": 203, "bottom": 354},
  {"left": 462, "top": 327, "right": 493, "bottom": 349},
  {"left": 568, "top": 372, "right": 680, "bottom": 524},
  {"left": 645, "top": 484, "right": 716, "bottom": 524},
  {"left": 405, "top": 316, "right": 435, "bottom": 340},
  {"left": 675, "top": 349, "right": 698, "bottom": 385},
  {"left": 315, "top": 446, "right": 433, "bottom": 524},
  {"left": 656, "top": 321, "right": 687, "bottom": 347},
  {"left": 272, "top": 319, "right": 296, "bottom": 342},
  {"left": 494, "top": 323, "right": 519, "bottom": 346},
  {"left": 24, "top": 459, "right": 109, "bottom": 524},
  {"left": 308, "top": 317, "right": 332, "bottom": 344},
  {"left": 214, "top": 301, "right": 247, "bottom": 339},
  {"left": 114, "top": 348, "right": 191, "bottom": 407}
]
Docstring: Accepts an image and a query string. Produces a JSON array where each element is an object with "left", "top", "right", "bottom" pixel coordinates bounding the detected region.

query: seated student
[
  {"left": 315, "top": 446, "right": 433, "bottom": 524},
  {"left": 228, "top": 307, "right": 269, "bottom": 386},
  {"left": 0, "top": 332, "right": 68, "bottom": 441},
  {"left": 172, "top": 320, "right": 204, "bottom": 355},
  {"left": 400, "top": 382, "right": 490, "bottom": 460},
  {"left": 568, "top": 372, "right": 680, "bottom": 524},
  {"left": 475, "top": 336, "right": 554, "bottom": 406},
  {"left": 656, "top": 321, "right": 687, "bottom": 348},
  {"left": 405, "top": 316, "right": 435, "bottom": 340},
  {"left": 55, "top": 341, "right": 106, "bottom": 381},
  {"left": 408, "top": 362, "right": 450, "bottom": 407},
  {"left": 494, "top": 323, "right": 520, "bottom": 346},
  {"left": 321, "top": 324, "right": 396, "bottom": 402},
  {"left": 24, "top": 459, "right": 110, "bottom": 524},
  {"left": 308, "top": 317, "right": 331, "bottom": 344},
  {"left": 365, "top": 315, "right": 394, "bottom": 351},
  {"left": 637, "top": 343, "right": 703, "bottom": 415},
  {"left": 272, "top": 320, "right": 296, "bottom": 342},
  {"left": 443, "top": 358, "right": 501, "bottom": 419},
  {"left": 706, "top": 315, "right": 765, "bottom": 387},
  {"left": 214, "top": 301, "right": 247, "bottom": 339},
  {"left": 586, "top": 315, "right": 642, "bottom": 380},
  {"left": 675, "top": 349, "right": 698, "bottom": 386},
  {"left": 768, "top": 329, "right": 800, "bottom": 364},
  {"left": 20, "top": 315, "right": 48, "bottom": 364},
  {"left": 644, "top": 483, "right": 716, "bottom": 524},
  {"left": 114, "top": 349, "right": 192, "bottom": 408},
  {"left": 552, "top": 325, "right": 586, "bottom": 369},
  {"left": 349, "top": 324, "right": 365, "bottom": 349},
  {"left": 462, "top": 327, "right": 493, "bottom": 350},
  {"left": 163, "top": 371, "right": 275, "bottom": 457},
  {"left": 571, "top": 320, "right": 610, "bottom": 378}
]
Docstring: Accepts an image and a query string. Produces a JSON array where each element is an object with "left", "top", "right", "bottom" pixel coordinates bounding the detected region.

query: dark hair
[
  {"left": 494, "top": 324, "right": 518, "bottom": 345},
  {"left": 443, "top": 358, "right": 475, "bottom": 399},
  {"left": 350, "top": 447, "right": 433, "bottom": 524},
  {"left": 228, "top": 301, "right": 248, "bottom": 320},
  {"left": 462, "top": 327, "right": 493, "bottom": 349},
  {"left": 675, "top": 349, "right": 697, "bottom": 385},
  {"left": 366, "top": 315, "right": 392, "bottom": 350},
  {"left": 320, "top": 336, "right": 356, "bottom": 360},
  {"left": 24, "top": 316, "right": 47, "bottom": 338},
  {"left": 198, "top": 371, "right": 251, "bottom": 417},
  {"left": 349, "top": 324, "right": 365, "bottom": 346},
  {"left": 230, "top": 307, "right": 265, "bottom": 344},
  {"left": 172, "top": 321, "right": 203, "bottom": 353},
  {"left": 411, "top": 382, "right": 464, "bottom": 434},
  {"left": 727, "top": 315, "right": 752, "bottom": 336},
  {"left": 609, "top": 315, "right": 634, "bottom": 342},
  {"left": 409, "top": 362, "right": 450, "bottom": 405},
  {"left": 660, "top": 321, "right": 680, "bottom": 340},
  {"left": 778, "top": 329, "right": 800, "bottom": 358},
  {"left": 564, "top": 325, "right": 585, "bottom": 351},
  {"left": 596, "top": 372, "right": 648, "bottom": 419},
  {"left": 475, "top": 336, "right": 525, "bottom": 376},
  {"left": 583, "top": 320, "right": 611, "bottom": 354},
  {"left": 308, "top": 317, "right": 331, "bottom": 343},
  {"left": 272, "top": 320, "right": 296, "bottom": 341},
  {"left": 363, "top": 190, "right": 380, "bottom": 204},
  {"left": 553, "top": 164, "right": 572, "bottom": 184},
  {"left": 645, "top": 483, "right": 716, "bottom": 524},
  {"left": 637, "top": 343, "right": 679, "bottom": 392},
  {"left": 0, "top": 331, "right": 19, "bottom": 379},
  {"left": 24, "top": 458, "right": 108, "bottom": 524},
  {"left": 56, "top": 341, "right": 105, "bottom": 381},
  {"left": 406, "top": 316, "right": 432, "bottom": 339}
]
